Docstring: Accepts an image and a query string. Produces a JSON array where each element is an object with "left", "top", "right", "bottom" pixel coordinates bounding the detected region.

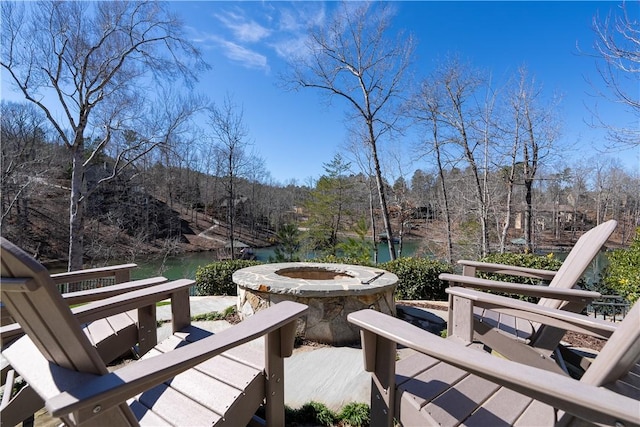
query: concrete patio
[{"left": 156, "top": 296, "right": 449, "bottom": 411}]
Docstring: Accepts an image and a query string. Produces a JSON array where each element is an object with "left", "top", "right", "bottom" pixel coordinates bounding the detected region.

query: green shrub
[
  {"left": 313, "top": 254, "right": 374, "bottom": 267},
  {"left": 194, "top": 259, "right": 261, "bottom": 296},
  {"left": 381, "top": 257, "right": 452, "bottom": 301},
  {"left": 335, "top": 218, "right": 375, "bottom": 265},
  {"left": 283, "top": 402, "right": 370, "bottom": 427},
  {"left": 191, "top": 305, "right": 236, "bottom": 322},
  {"left": 478, "top": 252, "right": 564, "bottom": 284},
  {"left": 338, "top": 402, "right": 370, "bottom": 427},
  {"left": 291, "top": 401, "right": 336, "bottom": 426},
  {"left": 476, "top": 252, "right": 567, "bottom": 303},
  {"left": 602, "top": 228, "right": 640, "bottom": 304}
]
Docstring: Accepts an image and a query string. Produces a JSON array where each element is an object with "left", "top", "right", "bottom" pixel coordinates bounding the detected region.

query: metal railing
[
  {"left": 587, "top": 295, "right": 630, "bottom": 322},
  {"left": 56, "top": 277, "right": 117, "bottom": 294},
  {"left": 55, "top": 277, "right": 198, "bottom": 296}
]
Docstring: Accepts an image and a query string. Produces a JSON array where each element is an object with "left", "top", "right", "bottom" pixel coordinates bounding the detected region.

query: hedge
[
  {"left": 194, "top": 256, "right": 453, "bottom": 302},
  {"left": 195, "top": 259, "right": 261, "bottom": 296},
  {"left": 380, "top": 257, "right": 452, "bottom": 301},
  {"left": 602, "top": 227, "right": 640, "bottom": 304},
  {"left": 476, "top": 252, "right": 567, "bottom": 303}
]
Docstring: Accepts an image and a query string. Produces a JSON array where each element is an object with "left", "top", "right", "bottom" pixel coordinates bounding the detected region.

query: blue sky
[
  {"left": 2, "top": 1, "right": 638, "bottom": 185},
  {"left": 173, "top": 1, "right": 638, "bottom": 184}
]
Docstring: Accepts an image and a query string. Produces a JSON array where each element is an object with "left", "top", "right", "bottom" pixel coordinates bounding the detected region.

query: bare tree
[
  {"left": 435, "top": 58, "right": 491, "bottom": 256},
  {"left": 286, "top": 2, "right": 413, "bottom": 261},
  {"left": 497, "top": 70, "right": 531, "bottom": 253},
  {"left": 1, "top": 1, "right": 207, "bottom": 270},
  {"left": 516, "top": 68, "right": 561, "bottom": 252},
  {"left": 567, "top": 160, "right": 593, "bottom": 235},
  {"left": 346, "top": 133, "right": 380, "bottom": 263},
  {"left": 406, "top": 84, "right": 455, "bottom": 263},
  {"left": 477, "top": 75, "right": 500, "bottom": 254},
  {"left": 0, "top": 102, "right": 51, "bottom": 234},
  {"left": 591, "top": 1, "right": 640, "bottom": 146},
  {"left": 209, "top": 95, "right": 253, "bottom": 259}
]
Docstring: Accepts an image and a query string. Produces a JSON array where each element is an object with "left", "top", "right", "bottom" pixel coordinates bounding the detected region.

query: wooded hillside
[
  {"left": 2, "top": 111, "right": 636, "bottom": 267},
  {"left": 2, "top": 2, "right": 637, "bottom": 268}
]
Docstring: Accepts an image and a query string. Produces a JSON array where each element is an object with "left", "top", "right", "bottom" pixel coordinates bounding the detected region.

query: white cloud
[
  {"left": 278, "top": 4, "right": 325, "bottom": 33},
  {"left": 215, "top": 10, "right": 271, "bottom": 43},
  {"left": 270, "top": 36, "right": 309, "bottom": 61},
  {"left": 218, "top": 38, "right": 269, "bottom": 72},
  {"left": 191, "top": 3, "right": 329, "bottom": 72},
  {"left": 269, "top": 4, "right": 326, "bottom": 61}
]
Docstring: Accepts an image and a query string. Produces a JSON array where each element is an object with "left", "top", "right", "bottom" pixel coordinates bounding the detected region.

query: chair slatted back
[
  {"left": 1, "top": 238, "right": 107, "bottom": 374},
  {"left": 581, "top": 300, "right": 640, "bottom": 387},
  {"left": 539, "top": 220, "right": 617, "bottom": 309},
  {"left": 1, "top": 238, "right": 137, "bottom": 425}
]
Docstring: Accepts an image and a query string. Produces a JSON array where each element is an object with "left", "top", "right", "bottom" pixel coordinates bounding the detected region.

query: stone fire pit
[{"left": 233, "top": 262, "right": 398, "bottom": 345}]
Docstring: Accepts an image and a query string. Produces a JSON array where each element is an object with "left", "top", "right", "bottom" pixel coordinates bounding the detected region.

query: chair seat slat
[
  {"left": 423, "top": 374, "right": 501, "bottom": 426},
  {"left": 461, "top": 387, "right": 532, "bottom": 427}
]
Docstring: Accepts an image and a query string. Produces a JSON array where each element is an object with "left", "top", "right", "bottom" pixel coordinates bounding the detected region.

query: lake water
[
  {"left": 130, "top": 241, "right": 608, "bottom": 289},
  {"left": 131, "top": 240, "right": 422, "bottom": 281}
]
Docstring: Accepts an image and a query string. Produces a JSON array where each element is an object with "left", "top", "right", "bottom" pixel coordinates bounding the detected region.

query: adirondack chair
[
  {"left": 439, "top": 219, "right": 617, "bottom": 373},
  {"left": 2, "top": 263, "right": 169, "bottom": 359},
  {"left": 348, "top": 287, "right": 640, "bottom": 427},
  {"left": 1, "top": 248, "right": 171, "bottom": 426},
  {"left": 0, "top": 237, "right": 308, "bottom": 426}
]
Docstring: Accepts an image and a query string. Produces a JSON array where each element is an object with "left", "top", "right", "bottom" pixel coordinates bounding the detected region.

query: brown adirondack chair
[
  {"left": 1, "top": 248, "right": 172, "bottom": 426},
  {"left": 2, "top": 264, "right": 169, "bottom": 358},
  {"left": 0, "top": 237, "right": 308, "bottom": 426},
  {"left": 439, "top": 219, "right": 617, "bottom": 373},
  {"left": 348, "top": 286, "right": 640, "bottom": 427}
]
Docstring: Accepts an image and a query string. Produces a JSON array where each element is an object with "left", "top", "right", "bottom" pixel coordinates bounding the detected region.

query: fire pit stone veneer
[{"left": 233, "top": 262, "right": 398, "bottom": 345}]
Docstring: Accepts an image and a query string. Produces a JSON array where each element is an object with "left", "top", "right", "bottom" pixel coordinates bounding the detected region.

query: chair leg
[
  {"left": 265, "top": 328, "right": 286, "bottom": 426},
  {"left": 369, "top": 334, "right": 397, "bottom": 427}
]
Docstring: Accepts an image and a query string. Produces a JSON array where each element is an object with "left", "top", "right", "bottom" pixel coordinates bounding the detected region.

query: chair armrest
[
  {"left": 70, "top": 279, "right": 194, "bottom": 325},
  {"left": 446, "top": 287, "right": 616, "bottom": 340},
  {"left": 347, "top": 309, "right": 638, "bottom": 427},
  {"left": 439, "top": 273, "right": 600, "bottom": 302},
  {"left": 45, "top": 301, "right": 309, "bottom": 419},
  {"left": 458, "top": 260, "right": 557, "bottom": 281},
  {"left": 1, "top": 279, "right": 186, "bottom": 347},
  {"left": 50, "top": 264, "right": 138, "bottom": 284},
  {"left": 1, "top": 271, "right": 160, "bottom": 327},
  {"left": 61, "top": 277, "right": 169, "bottom": 305}
]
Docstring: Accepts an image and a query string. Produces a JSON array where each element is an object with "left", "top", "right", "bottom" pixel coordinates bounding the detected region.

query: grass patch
[
  {"left": 337, "top": 402, "right": 370, "bottom": 426},
  {"left": 276, "top": 401, "right": 370, "bottom": 426},
  {"left": 156, "top": 305, "right": 237, "bottom": 327},
  {"left": 191, "top": 305, "right": 236, "bottom": 322}
]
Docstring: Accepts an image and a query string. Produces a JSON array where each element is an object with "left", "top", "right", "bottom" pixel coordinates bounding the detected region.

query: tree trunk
[
  {"left": 435, "top": 145, "right": 453, "bottom": 264},
  {"left": 524, "top": 179, "right": 534, "bottom": 253},
  {"left": 368, "top": 176, "right": 378, "bottom": 264},
  {"left": 68, "top": 143, "right": 85, "bottom": 274},
  {"left": 370, "top": 137, "right": 396, "bottom": 261},
  {"left": 500, "top": 177, "right": 515, "bottom": 254},
  {"left": 228, "top": 157, "right": 235, "bottom": 260}
]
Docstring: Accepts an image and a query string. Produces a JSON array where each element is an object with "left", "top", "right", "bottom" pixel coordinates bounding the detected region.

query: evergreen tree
[{"left": 304, "top": 154, "right": 352, "bottom": 255}]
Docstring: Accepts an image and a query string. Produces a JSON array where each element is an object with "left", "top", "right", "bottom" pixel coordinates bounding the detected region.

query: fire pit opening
[
  {"left": 275, "top": 267, "right": 353, "bottom": 280},
  {"left": 233, "top": 262, "right": 398, "bottom": 346}
]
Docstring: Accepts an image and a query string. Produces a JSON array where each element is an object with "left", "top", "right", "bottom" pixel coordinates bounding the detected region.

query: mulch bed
[{"left": 562, "top": 331, "right": 606, "bottom": 351}]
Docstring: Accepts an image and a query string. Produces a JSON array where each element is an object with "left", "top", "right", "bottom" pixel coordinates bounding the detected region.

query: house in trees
[{"left": 514, "top": 205, "right": 590, "bottom": 234}]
